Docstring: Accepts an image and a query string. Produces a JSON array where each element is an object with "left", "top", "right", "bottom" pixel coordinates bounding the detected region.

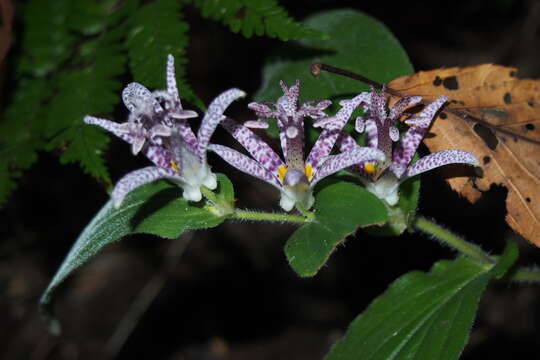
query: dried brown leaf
[{"left": 388, "top": 64, "right": 540, "bottom": 245}]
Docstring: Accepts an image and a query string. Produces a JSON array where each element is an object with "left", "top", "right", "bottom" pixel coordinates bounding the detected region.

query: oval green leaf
[
  {"left": 255, "top": 9, "right": 413, "bottom": 104},
  {"left": 39, "top": 174, "right": 234, "bottom": 334},
  {"left": 285, "top": 181, "right": 388, "bottom": 277},
  {"left": 325, "top": 241, "right": 518, "bottom": 360}
]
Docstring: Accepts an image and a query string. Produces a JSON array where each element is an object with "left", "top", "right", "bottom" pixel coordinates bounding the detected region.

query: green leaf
[
  {"left": 255, "top": 9, "right": 413, "bottom": 104},
  {"left": 325, "top": 241, "right": 518, "bottom": 360},
  {"left": 39, "top": 174, "right": 234, "bottom": 334},
  {"left": 125, "top": 0, "right": 204, "bottom": 109},
  {"left": 285, "top": 181, "right": 388, "bottom": 277},
  {"left": 194, "top": 0, "right": 326, "bottom": 41},
  {"left": 18, "top": 0, "right": 75, "bottom": 77}
]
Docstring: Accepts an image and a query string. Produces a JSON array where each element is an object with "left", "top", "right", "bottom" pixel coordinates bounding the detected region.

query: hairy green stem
[
  {"left": 295, "top": 203, "right": 316, "bottom": 222},
  {"left": 506, "top": 267, "right": 540, "bottom": 282},
  {"left": 201, "top": 186, "right": 234, "bottom": 216},
  {"left": 413, "top": 216, "right": 494, "bottom": 265},
  {"left": 232, "top": 209, "right": 309, "bottom": 224}
]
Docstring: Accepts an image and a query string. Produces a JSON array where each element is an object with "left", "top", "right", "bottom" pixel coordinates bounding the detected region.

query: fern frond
[
  {"left": 194, "top": 0, "right": 326, "bottom": 41},
  {"left": 126, "top": 0, "right": 204, "bottom": 109},
  {"left": 18, "top": 0, "right": 75, "bottom": 77}
]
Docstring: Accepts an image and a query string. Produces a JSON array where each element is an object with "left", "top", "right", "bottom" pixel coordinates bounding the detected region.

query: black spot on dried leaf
[
  {"left": 439, "top": 112, "right": 447, "bottom": 119},
  {"left": 525, "top": 123, "right": 535, "bottom": 131},
  {"left": 527, "top": 197, "right": 531, "bottom": 203},
  {"left": 510, "top": 71, "right": 517, "bottom": 77},
  {"left": 503, "top": 92, "right": 512, "bottom": 104},
  {"left": 473, "top": 123, "right": 498, "bottom": 151},
  {"left": 433, "top": 76, "right": 442, "bottom": 86},
  {"left": 483, "top": 155, "right": 491, "bottom": 165},
  {"left": 528, "top": 99, "right": 535, "bottom": 107},
  {"left": 443, "top": 76, "right": 459, "bottom": 90}
]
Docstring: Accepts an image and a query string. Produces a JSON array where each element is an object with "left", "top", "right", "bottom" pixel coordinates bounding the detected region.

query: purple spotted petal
[
  {"left": 364, "top": 119, "right": 378, "bottom": 148},
  {"left": 299, "top": 99, "right": 331, "bottom": 119},
  {"left": 404, "top": 116, "right": 432, "bottom": 128},
  {"left": 111, "top": 166, "right": 176, "bottom": 207},
  {"left": 244, "top": 120, "right": 269, "bottom": 129},
  {"left": 370, "top": 87, "right": 386, "bottom": 123},
  {"left": 221, "top": 118, "right": 284, "bottom": 173},
  {"left": 337, "top": 132, "right": 359, "bottom": 153},
  {"left": 247, "top": 102, "right": 276, "bottom": 118},
  {"left": 355, "top": 117, "right": 365, "bottom": 133},
  {"left": 389, "top": 96, "right": 422, "bottom": 120},
  {"left": 209, "top": 144, "right": 281, "bottom": 188},
  {"left": 166, "top": 54, "right": 180, "bottom": 101},
  {"left": 84, "top": 116, "right": 135, "bottom": 144},
  {"left": 389, "top": 126, "right": 400, "bottom": 142},
  {"left": 122, "top": 82, "right": 161, "bottom": 115},
  {"left": 418, "top": 95, "right": 447, "bottom": 120},
  {"left": 177, "top": 121, "right": 199, "bottom": 155},
  {"left": 391, "top": 126, "right": 424, "bottom": 170},
  {"left": 306, "top": 92, "right": 366, "bottom": 168},
  {"left": 276, "top": 80, "right": 299, "bottom": 116},
  {"left": 311, "top": 147, "right": 385, "bottom": 186},
  {"left": 404, "top": 149, "right": 479, "bottom": 179},
  {"left": 145, "top": 144, "right": 171, "bottom": 169},
  {"left": 197, "top": 88, "right": 246, "bottom": 160}
]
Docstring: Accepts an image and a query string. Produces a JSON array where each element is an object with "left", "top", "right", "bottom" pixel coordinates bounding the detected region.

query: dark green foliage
[
  {"left": 0, "top": 0, "right": 313, "bottom": 206},
  {"left": 125, "top": 0, "right": 203, "bottom": 109},
  {"left": 194, "top": 0, "right": 326, "bottom": 40}
]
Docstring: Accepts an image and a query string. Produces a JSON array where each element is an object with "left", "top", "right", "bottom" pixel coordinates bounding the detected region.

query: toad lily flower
[
  {"left": 334, "top": 87, "right": 479, "bottom": 206},
  {"left": 210, "top": 80, "right": 384, "bottom": 211},
  {"left": 84, "top": 54, "right": 245, "bottom": 207}
]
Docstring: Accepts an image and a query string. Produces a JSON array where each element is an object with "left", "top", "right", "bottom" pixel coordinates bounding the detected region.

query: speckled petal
[
  {"left": 391, "top": 126, "right": 424, "bottom": 171},
  {"left": 306, "top": 92, "right": 365, "bottom": 168},
  {"left": 389, "top": 126, "right": 400, "bottom": 142},
  {"left": 389, "top": 96, "right": 422, "bottom": 120},
  {"left": 404, "top": 116, "right": 432, "bottom": 128},
  {"left": 145, "top": 144, "right": 171, "bottom": 169},
  {"left": 122, "top": 82, "right": 161, "bottom": 115},
  {"left": 418, "top": 95, "right": 448, "bottom": 120},
  {"left": 355, "top": 116, "right": 365, "bottom": 133},
  {"left": 209, "top": 144, "right": 281, "bottom": 188},
  {"left": 337, "top": 132, "right": 359, "bottom": 153},
  {"left": 311, "top": 147, "right": 385, "bottom": 186},
  {"left": 244, "top": 120, "right": 269, "bottom": 129},
  {"left": 111, "top": 166, "right": 176, "bottom": 208},
  {"left": 221, "top": 118, "right": 284, "bottom": 173},
  {"left": 370, "top": 87, "right": 386, "bottom": 123},
  {"left": 84, "top": 116, "right": 135, "bottom": 144},
  {"left": 166, "top": 54, "right": 180, "bottom": 101},
  {"left": 404, "top": 149, "right": 479, "bottom": 179},
  {"left": 247, "top": 102, "right": 277, "bottom": 118},
  {"left": 177, "top": 121, "right": 199, "bottom": 155},
  {"left": 365, "top": 119, "right": 378, "bottom": 148},
  {"left": 299, "top": 99, "right": 331, "bottom": 119},
  {"left": 197, "top": 88, "right": 246, "bottom": 159}
]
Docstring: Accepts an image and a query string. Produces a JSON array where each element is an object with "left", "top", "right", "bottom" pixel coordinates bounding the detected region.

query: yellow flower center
[
  {"left": 170, "top": 160, "right": 180, "bottom": 173},
  {"left": 277, "top": 164, "right": 314, "bottom": 183},
  {"left": 364, "top": 162, "right": 376, "bottom": 175}
]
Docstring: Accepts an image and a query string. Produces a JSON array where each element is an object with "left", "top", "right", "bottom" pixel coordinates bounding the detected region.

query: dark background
[{"left": 3, "top": 0, "right": 540, "bottom": 359}]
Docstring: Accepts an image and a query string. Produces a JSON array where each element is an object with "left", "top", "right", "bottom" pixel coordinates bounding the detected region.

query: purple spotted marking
[{"left": 84, "top": 54, "right": 245, "bottom": 206}]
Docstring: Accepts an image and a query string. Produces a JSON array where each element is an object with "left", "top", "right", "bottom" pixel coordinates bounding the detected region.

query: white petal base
[
  {"left": 279, "top": 186, "right": 315, "bottom": 212},
  {"left": 365, "top": 173, "right": 400, "bottom": 206}
]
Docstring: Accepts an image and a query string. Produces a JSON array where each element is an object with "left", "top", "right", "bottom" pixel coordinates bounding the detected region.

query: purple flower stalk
[
  {"left": 210, "top": 80, "right": 384, "bottom": 211},
  {"left": 84, "top": 55, "right": 245, "bottom": 207},
  {"left": 333, "top": 87, "right": 479, "bottom": 206}
]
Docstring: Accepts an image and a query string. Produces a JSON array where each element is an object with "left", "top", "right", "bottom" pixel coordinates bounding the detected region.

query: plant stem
[
  {"left": 295, "top": 203, "right": 316, "bottom": 222},
  {"left": 200, "top": 186, "right": 234, "bottom": 216},
  {"left": 413, "top": 216, "right": 494, "bottom": 265},
  {"left": 507, "top": 267, "right": 540, "bottom": 282},
  {"left": 232, "top": 209, "right": 309, "bottom": 224}
]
